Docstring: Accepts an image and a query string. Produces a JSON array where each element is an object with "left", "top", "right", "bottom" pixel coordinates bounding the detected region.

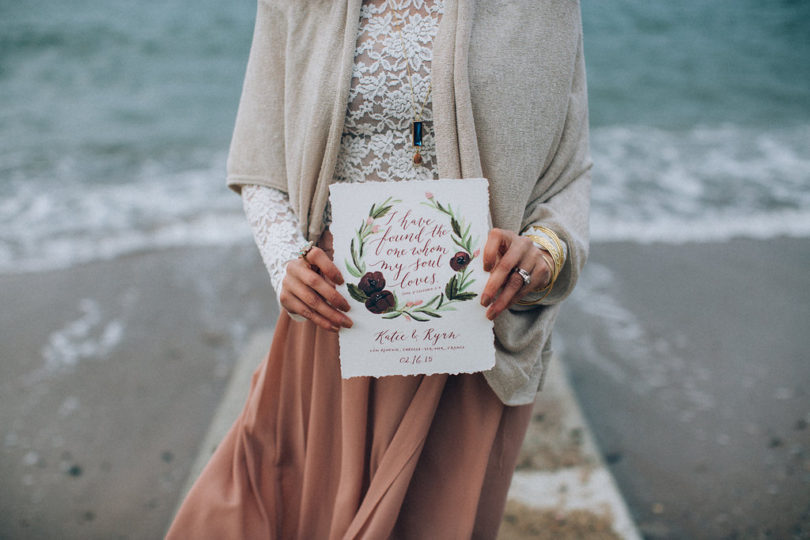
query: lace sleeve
[{"left": 241, "top": 184, "right": 307, "bottom": 297}]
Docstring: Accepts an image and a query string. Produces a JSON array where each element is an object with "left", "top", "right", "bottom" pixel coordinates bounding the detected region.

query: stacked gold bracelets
[{"left": 517, "top": 225, "right": 565, "bottom": 305}]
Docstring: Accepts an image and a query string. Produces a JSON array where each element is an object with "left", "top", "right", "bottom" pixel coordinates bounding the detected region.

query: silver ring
[
  {"left": 298, "top": 241, "right": 315, "bottom": 259},
  {"left": 514, "top": 267, "right": 532, "bottom": 287}
]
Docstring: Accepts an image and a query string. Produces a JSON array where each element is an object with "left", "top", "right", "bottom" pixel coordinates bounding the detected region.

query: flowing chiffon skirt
[{"left": 167, "top": 311, "right": 533, "bottom": 539}]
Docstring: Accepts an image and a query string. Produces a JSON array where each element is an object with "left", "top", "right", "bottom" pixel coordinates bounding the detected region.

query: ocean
[{"left": 2, "top": 0, "right": 809, "bottom": 274}]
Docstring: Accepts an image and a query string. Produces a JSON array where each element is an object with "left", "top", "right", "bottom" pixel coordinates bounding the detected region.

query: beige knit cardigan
[{"left": 226, "top": 0, "right": 592, "bottom": 405}]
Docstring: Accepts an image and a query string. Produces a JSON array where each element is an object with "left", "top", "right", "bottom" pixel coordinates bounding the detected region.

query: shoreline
[{"left": 3, "top": 231, "right": 810, "bottom": 279}]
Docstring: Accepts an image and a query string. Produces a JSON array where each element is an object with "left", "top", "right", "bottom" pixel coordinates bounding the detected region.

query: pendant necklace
[{"left": 394, "top": 9, "right": 432, "bottom": 165}]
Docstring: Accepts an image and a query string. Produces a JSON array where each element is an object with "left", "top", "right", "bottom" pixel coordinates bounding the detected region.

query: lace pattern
[
  {"left": 325, "top": 0, "right": 445, "bottom": 224},
  {"left": 241, "top": 184, "right": 307, "bottom": 296},
  {"left": 242, "top": 0, "right": 444, "bottom": 296}
]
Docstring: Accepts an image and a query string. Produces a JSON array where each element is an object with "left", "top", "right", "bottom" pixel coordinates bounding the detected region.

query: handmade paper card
[{"left": 329, "top": 177, "right": 495, "bottom": 378}]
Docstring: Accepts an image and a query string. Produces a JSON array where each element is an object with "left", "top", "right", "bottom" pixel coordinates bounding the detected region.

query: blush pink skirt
[{"left": 166, "top": 311, "right": 533, "bottom": 539}]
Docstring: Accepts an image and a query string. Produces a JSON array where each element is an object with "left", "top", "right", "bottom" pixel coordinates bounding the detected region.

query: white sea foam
[
  {"left": 0, "top": 124, "right": 808, "bottom": 274},
  {"left": 589, "top": 124, "right": 810, "bottom": 243},
  {"left": 0, "top": 153, "right": 253, "bottom": 274},
  {"left": 40, "top": 298, "right": 124, "bottom": 372}
]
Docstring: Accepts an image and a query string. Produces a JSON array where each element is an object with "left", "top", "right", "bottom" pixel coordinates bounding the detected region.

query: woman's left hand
[{"left": 480, "top": 228, "right": 552, "bottom": 320}]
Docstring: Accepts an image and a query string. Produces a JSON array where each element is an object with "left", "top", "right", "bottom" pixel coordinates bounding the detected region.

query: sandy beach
[
  {"left": 0, "top": 245, "right": 279, "bottom": 539},
  {"left": 555, "top": 238, "right": 810, "bottom": 538},
  {"left": 1, "top": 238, "right": 808, "bottom": 538}
]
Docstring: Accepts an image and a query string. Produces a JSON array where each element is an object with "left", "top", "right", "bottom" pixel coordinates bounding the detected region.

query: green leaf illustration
[
  {"left": 459, "top": 278, "right": 476, "bottom": 291},
  {"left": 347, "top": 283, "right": 369, "bottom": 303},
  {"left": 350, "top": 238, "right": 360, "bottom": 268},
  {"left": 345, "top": 259, "right": 362, "bottom": 279},
  {"left": 373, "top": 205, "right": 393, "bottom": 219},
  {"left": 345, "top": 194, "right": 479, "bottom": 322},
  {"left": 445, "top": 275, "right": 458, "bottom": 299},
  {"left": 451, "top": 236, "right": 467, "bottom": 252},
  {"left": 451, "top": 217, "right": 461, "bottom": 237}
]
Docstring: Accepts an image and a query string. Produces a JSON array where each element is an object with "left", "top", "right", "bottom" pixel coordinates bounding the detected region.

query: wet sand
[
  {"left": 1, "top": 238, "right": 808, "bottom": 538},
  {"left": 0, "top": 245, "right": 278, "bottom": 539},
  {"left": 555, "top": 237, "right": 810, "bottom": 539}
]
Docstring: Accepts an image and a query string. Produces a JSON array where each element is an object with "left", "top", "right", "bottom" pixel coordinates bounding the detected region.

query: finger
[
  {"left": 284, "top": 266, "right": 354, "bottom": 327},
  {"left": 482, "top": 229, "right": 507, "bottom": 273},
  {"left": 488, "top": 247, "right": 553, "bottom": 318},
  {"left": 306, "top": 246, "right": 344, "bottom": 285},
  {"left": 287, "top": 258, "right": 351, "bottom": 313},
  {"left": 480, "top": 229, "right": 511, "bottom": 306},
  {"left": 486, "top": 270, "right": 529, "bottom": 320},
  {"left": 284, "top": 278, "right": 354, "bottom": 329},
  {"left": 280, "top": 292, "right": 340, "bottom": 332},
  {"left": 481, "top": 236, "right": 531, "bottom": 307},
  {"left": 299, "top": 262, "right": 352, "bottom": 313},
  {"left": 488, "top": 245, "right": 539, "bottom": 318}
]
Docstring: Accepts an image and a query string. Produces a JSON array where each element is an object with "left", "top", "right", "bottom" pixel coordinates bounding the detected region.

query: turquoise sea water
[{"left": 1, "top": 0, "right": 809, "bottom": 272}]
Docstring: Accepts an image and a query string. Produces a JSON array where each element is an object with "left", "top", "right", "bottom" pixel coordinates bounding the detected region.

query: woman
[{"left": 168, "top": 0, "right": 590, "bottom": 538}]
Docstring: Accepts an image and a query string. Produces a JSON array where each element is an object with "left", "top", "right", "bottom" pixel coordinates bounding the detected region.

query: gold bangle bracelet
[
  {"left": 525, "top": 235, "right": 563, "bottom": 278},
  {"left": 526, "top": 225, "right": 565, "bottom": 258},
  {"left": 523, "top": 225, "right": 565, "bottom": 279},
  {"left": 516, "top": 281, "right": 554, "bottom": 305},
  {"left": 525, "top": 235, "right": 563, "bottom": 285},
  {"left": 515, "top": 226, "right": 565, "bottom": 306}
]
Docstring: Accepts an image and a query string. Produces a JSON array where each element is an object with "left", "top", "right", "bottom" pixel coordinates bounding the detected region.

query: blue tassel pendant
[{"left": 412, "top": 121, "right": 423, "bottom": 165}]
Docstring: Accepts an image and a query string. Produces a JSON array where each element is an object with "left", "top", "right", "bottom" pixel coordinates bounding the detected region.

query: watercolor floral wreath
[{"left": 344, "top": 192, "right": 480, "bottom": 321}]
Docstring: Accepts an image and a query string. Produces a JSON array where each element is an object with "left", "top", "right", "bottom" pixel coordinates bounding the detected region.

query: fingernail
[
  {"left": 336, "top": 273, "right": 344, "bottom": 285},
  {"left": 481, "top": 295, "right": 491, "bottom": 307}
]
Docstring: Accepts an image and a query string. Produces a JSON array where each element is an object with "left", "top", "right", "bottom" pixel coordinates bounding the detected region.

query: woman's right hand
[{"left": 279, "top": 246, "right": 353, "bottom": 332}]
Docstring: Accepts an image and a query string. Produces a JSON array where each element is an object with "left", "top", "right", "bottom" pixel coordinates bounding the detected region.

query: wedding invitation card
[{"left": 329, "top": 178, "right": 495, "bottom": 378}]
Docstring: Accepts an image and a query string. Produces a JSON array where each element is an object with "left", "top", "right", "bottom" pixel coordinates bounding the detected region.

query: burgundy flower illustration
[
  {"left": 365, "top": 290, "right": 395, "bottom": 314},
  {"left": 449, "top": 251, "right": 471, "bottom": 271},
  {"left": 358, "top": 271, "right": 386, "bottom": 295}
]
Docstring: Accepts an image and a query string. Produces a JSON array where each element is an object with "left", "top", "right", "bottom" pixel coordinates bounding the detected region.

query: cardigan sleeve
[
  {"left": 226, "top": 0, "right": 289, "bottom": 195},
  {"left": 518, "top": 31, "right": 592, "bottom": 306}
]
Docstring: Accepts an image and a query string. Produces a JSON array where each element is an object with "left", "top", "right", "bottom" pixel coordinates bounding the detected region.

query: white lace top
[
  {"left": 243, "top": 0, "right": 444, "bottom": 297},
  {"left": 242, "top": 0, "right": 565, "bottom": 305}
]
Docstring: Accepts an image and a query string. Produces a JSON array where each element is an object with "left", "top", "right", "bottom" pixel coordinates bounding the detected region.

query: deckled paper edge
[{"left": 330, "top": 177, "right": 496, "bottom": 379}]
